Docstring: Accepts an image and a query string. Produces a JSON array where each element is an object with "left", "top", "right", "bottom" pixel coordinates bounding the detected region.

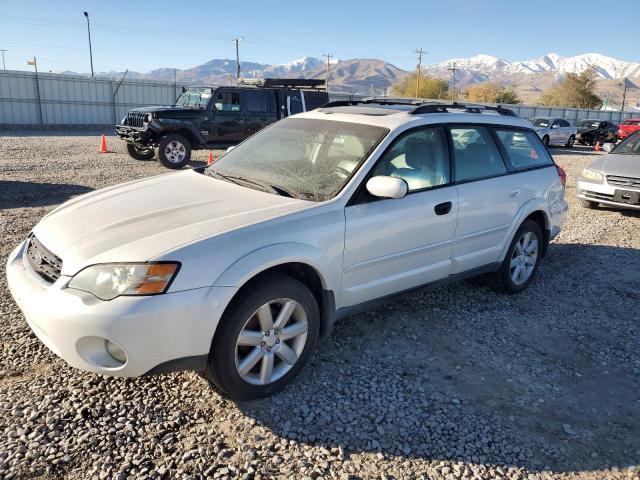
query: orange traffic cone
[
  {"left": 100, "top": 134, "right": 109, "bottom": 154},
  {"left": 207, "top": 151, "right": 214, "bottom": 165},
  {"left": 594, "top": 141, "right": 601, "bottom": 152}
]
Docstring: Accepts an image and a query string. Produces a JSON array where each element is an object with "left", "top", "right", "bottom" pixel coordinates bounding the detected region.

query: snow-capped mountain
[
  {"left": 264, "top": 57, "right": 323, "bottom": 76},
  {"left": 425, "top": 52, "right": 640, "bottom": 82}
]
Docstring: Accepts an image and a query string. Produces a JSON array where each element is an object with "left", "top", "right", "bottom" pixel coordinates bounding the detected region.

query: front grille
[
  {"left": 607, "top": 175, "right": 640, "bottom": 188},
  {"left": 25, "top": 236, "right": 63, "bottom": 283},
  {"left": 584, "top": 190, "right": 614, "bottom": 201},
  {"left": 125, "top": 112, "right": 147, "bottom": 129}
]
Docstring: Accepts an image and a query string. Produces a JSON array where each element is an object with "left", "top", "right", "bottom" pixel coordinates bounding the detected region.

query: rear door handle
[
  {"left": 509, "top": 189, "right": 521, "bottom": 197},
  {"left": 434, "top": 201, "right": 452, "bottom": 216}
]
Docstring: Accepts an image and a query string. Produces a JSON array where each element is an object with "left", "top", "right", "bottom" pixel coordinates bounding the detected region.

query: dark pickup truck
[{"left": 116, "top": 78, "right": 328, "bottom": 168}]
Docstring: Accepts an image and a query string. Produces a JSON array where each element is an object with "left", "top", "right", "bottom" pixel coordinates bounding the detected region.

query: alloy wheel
[
  {"left": 164, "top": 141, "right": 186, "bottom": 164},
  {"left": 510, "top": 231, "right": 538, "bottom": 285},
  {"left": 234, "top": 299, "right": 308, "bottom": 386}
]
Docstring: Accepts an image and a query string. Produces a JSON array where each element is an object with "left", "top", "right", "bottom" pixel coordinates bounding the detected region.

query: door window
[
  {"left": 246, "top": 90, "right": 268, "bottom": 113},
  {"left": 214, "top": 91, "right": 242, "bottom": 112},
  {"left": 450, "top": 127, "right": 506, "bottom": 182},
  {"left": 494, "top": 129, "right": 554, "bottom": 170},
  {"left": 370, "top": 127, "right": 450, "bottom": 191}
]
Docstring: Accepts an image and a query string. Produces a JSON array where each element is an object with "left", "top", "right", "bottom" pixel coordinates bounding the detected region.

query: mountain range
[{"left": 65, "top": 52, "right": 640, "bottom": 107}]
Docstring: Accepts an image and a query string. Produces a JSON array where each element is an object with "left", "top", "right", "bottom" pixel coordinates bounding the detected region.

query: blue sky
[{"left": 1, "top": 0, "right": 638, "bottom": 74}]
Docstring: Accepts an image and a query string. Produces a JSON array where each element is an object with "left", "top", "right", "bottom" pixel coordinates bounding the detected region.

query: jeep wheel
[
  {"left": 126, "top": 144, "right": 155, "bottom": 161},
  {"left": 158, "top": 134, "right": 191, "bottom": 169}
]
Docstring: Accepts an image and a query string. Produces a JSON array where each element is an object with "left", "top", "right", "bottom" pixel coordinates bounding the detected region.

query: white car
[
  {"left": 531, "top": 117, "right": 577, "bottom": 148},
  {"left": 7, "top": 101, "right": 568, "bottom": 400}
]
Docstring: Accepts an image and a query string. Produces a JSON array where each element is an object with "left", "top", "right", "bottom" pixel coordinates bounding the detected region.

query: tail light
[{"left": 556, "top": 165, "right": 567, "bottom": 189}]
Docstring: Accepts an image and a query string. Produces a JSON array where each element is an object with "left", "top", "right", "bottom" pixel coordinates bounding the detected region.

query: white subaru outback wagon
[{"left": 7, "top": 101, "right": 568, "bottom": 400}]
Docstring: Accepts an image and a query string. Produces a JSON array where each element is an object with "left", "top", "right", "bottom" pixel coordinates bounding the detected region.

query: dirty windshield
[
  {"left": 206, "top": 118, "right": 388, "bottom": 201},
  {"left": 174, "top": 88, "right": 212, "bottom": 109}
]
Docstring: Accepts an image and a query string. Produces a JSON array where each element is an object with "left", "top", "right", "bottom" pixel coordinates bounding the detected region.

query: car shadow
[
  {"left": 550, "top": 146, "right": 600, "bottom": 156},
  {"left": 235, "top": 242, "right": 640, "bottom": 474},
  {"left": 0, "top": 181, "right": 93, "bottom": 209}
]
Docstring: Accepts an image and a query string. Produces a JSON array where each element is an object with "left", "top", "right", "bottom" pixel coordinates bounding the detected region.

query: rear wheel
[
  {"left": 202, "top": 273, "right": 320, "bottom": 400},
  {"left": 490, "top": 220, "right": 542, "bottom": 294},
  {"left": 126, "top": 143, "right": 155, "bottom": 160},
  {"left": 542, "top": 135, "right": 550, "bottom": 148},
  {"left": 581, "top": 199, "right": 599, "bottom": 209},
  {"left": 158, "top": 134, "right": 191, "bottom": 169},
  {"left": 565, "top": 135, "right": 575, "bottom": 148}
]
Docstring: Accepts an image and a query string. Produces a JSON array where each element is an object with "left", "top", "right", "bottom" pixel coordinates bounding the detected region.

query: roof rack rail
[
  {"left": 409, "top": 102, "right": 517, "bottom": 117},
  {"left": 238, "top": 78, "right": 325, "bottom": 89},
  {"left": 319, "top": 99, "right": 517, "bottom": 117}
]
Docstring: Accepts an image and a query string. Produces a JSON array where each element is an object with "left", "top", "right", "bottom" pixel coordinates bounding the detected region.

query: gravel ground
[{"left": 0, "top": 133, "right": 639, "bottom": 480}]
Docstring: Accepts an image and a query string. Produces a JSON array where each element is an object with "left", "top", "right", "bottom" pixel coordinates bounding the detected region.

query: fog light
[{"left": 105, "top": 340, "right": 127, "bottom": 364}]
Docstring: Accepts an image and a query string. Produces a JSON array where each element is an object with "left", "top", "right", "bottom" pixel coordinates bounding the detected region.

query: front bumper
[
  {"left": 576, "top": 178, "right": 640, "bottom": 210},
  {"left": 115, "top": 125, "right": 155, "bottom": 145},
  {"left": 6, "top": 240, "right": 237, "bottom": 377}
]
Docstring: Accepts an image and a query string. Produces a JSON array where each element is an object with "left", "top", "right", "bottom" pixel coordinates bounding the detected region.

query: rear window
[{"left": 495, "top": 129, "right": 554, "bottom": 170}]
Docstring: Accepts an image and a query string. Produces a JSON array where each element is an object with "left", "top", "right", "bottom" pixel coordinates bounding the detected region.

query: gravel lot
[{"left": 0, "top": 133, "right": 639, "bottom": 480}]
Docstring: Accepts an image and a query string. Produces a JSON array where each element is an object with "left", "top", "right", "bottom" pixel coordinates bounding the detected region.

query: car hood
[
  {"left": 33, "top": 170, "right": 313, "bottom": 275},
  {"left": 589, "top": 153, "right": 640, "bottom": 177},
  {"left": 128, "top": 106, "right": 204, "bottom": 116}
]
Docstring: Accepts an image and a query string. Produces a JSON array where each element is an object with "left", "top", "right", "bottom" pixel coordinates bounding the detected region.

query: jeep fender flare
[{"left": 151, "top": 119, "right": 205, "bottom": 145}]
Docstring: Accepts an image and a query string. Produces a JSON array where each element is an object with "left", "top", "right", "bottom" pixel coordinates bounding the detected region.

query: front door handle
[
  {"left": 434, "top": 201, "right": 452, "bottom": 216},
  {"left": 509, "top": 189, "right": 521, "bottom": 197}
]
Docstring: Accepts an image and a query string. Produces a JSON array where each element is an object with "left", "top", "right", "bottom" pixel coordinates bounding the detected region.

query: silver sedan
[{"left": 576, "top": 131, "right": 640, "bottom": 210}]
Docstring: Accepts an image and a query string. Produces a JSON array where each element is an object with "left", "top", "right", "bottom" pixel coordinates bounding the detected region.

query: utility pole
[
  {"left": 232, "top": 37, "right": 244, "bottom": 80},
  {"left": 414, "top": 48, "right": 425, "bottom": 98},
  {"left": 27, "top": 57, "right": 43, "bottom": 124},
  {"left": 621, "top": 78, "right": 628, "bottom": 112},
  {"left": 448, "top": 62, "right": 458, "bottom": 101},
  {"left": 83, "top": 12, "right": 94, "bottom": 77},
  {"left": 0, "top": 49, "right": 6, "bottom": 70},
  {"left": 322, "top": 53, "right": 333, "bottom": 93}
]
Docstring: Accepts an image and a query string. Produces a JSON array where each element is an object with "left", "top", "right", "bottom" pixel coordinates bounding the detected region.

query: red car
[{"left": 618, "top": 118, "right": 640, "bottom": 140}]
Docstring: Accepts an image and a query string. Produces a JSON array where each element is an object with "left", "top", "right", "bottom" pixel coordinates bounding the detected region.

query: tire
[
  {"left": 542, "top": 135, "right": 550, "bottom": 148},
  {"left": 581, "top": 199, "right": 599, "bottom": 209},
  {"left": 489, "top": 220, "right": 543, "bottom": 294},
  {"left": 157, "top": 134, "right": 191, "bottom": 169},
  {"left": 202, "top": 272, "right": 320, "bottom": 401},
  {"left": 565, "top": 135, "right": 575, "bottom": 148},
  {"left": 126, "top": 143, "right": 155, "bottom": 160}
]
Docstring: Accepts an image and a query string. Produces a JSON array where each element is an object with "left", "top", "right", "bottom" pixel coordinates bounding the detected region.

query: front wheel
[
  {"left": 490, "top": 220, "right": 543, "bottom": 294},
  {"left": 157, "top": 134, "right": 191, "bottom": 169},
  {"left": 202, "top": 273, "right": 320, "bottom": 400},
  {"left": 126, "top": 143, "right": 155, "bottom": 160},
  {"left": 565, "top": 135, "right": 575, "bottom": 148}
]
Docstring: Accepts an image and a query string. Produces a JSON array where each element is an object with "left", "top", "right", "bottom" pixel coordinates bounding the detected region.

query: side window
[
  {"left": 495, "top": 129, "right": 553, "bottom": 170},
  {"left": 551, "top": 120, "right": 561, "bottom": 128},
  {"left": 561, "top": 120, "right": 570, "bottom": 127},
  {"left": 450, "top": 127, "right": 506, "bottom": 182},
  {"left": 370, "top": 127, "right": 450, "bottom": 192},
  {"left": 214, "top": 91, "right": 242, "bottom": 112},
  {"left": 246, "top": 91, "right": 267, "bottom": 113}
]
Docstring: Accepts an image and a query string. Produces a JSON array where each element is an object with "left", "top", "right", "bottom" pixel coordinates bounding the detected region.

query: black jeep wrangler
[{"left": 116, "top": 78, "right": 328, "bottom": 169}]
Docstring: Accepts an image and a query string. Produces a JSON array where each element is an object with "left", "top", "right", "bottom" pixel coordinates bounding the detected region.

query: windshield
[
  {"left": 175, "top": 88, "right": 212, "bottom": 108},
  {"left": 611, "top": 131, "right": 640, "bottom": 155},
  {"left": 532, "top": 118, "right": 551, "bottom": 128},
  {"left": 579, "top": 120, "right": 601, "bottom": 128},
  {"left": 205, "top": 118, "right": 389, "bottom": 201}
]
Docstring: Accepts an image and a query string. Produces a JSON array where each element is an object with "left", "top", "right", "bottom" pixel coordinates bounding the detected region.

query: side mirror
[
  {"left": 226, "top": 146, "right": 236, "bottom": 152},
  {"left": 551, "top": 124, "right": 559, "bottom": 129},
  {"left": 602, "top": 143, "right": 615, "bottom": 153},
  {"left": 366, "top": 176, "right": 408, "bottom": 199}
]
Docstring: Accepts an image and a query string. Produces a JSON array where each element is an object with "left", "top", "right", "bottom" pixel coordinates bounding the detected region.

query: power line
[
  {"left": 322, "top": 53, "right": 333, "bottom": 93},
  {"left": 232, "top": 37, "right": 244, "bottom": 80},
  {"left": 448, "top": 62, "right": 458, "bottom": 101},
  {"left": 414, "top": 48, "right": 425, "bottom": 98}
]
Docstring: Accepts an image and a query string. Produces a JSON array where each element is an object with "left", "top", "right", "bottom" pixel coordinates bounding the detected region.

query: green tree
[
  {"left": 391, "top": 72, "right": 450, "bottom": 99},
  {"left": 466, "top": 82, "right": 520, "bottom": 104},
  {"left": 539, "top": 67, "right": 602, "bottom": 108}
]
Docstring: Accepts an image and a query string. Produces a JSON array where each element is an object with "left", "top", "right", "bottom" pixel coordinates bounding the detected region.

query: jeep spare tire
[
  {"left": 126, "top": 144, "right": 155, "bottom": 161},
  {"left": 158, "top": 134, "right": 191, "bottom": 169}
]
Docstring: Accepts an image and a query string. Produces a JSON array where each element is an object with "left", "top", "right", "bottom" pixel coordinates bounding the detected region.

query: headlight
[
  {"left": 581, "top": 168, "right": 603, "bottom": 183},
  {"left": 143, "top": 113, "right": 152, "bottom": 123},
  {"left": 67, "top": 263, "right": 179, "bottom": 300}
]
